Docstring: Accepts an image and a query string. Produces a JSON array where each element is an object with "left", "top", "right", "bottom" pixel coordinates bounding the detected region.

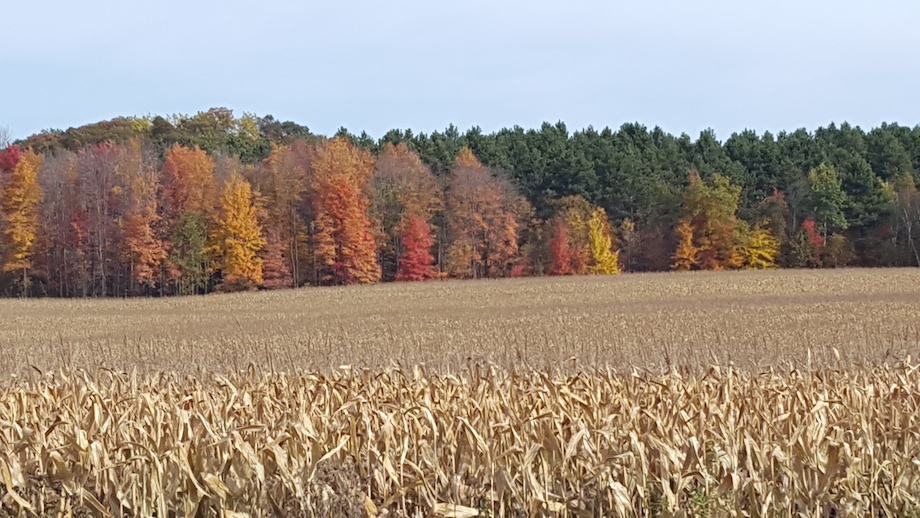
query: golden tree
[
  {"left": 209, "top": 175, "right": 266, "bottom": 288},
  {"left": 672, "top": 219, "right": 698, "bottom": 271},
  {"left": 587, "top": 208, "right": 621, "bottom": 274},
  {"left": 739, "top": 224, "right": 780, "bottom": 269},
  {"left": 1, "top": 148, "right": 44, "bottom": 290}
]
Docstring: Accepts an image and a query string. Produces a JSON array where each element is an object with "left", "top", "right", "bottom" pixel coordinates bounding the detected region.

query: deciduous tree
[
  {"left": 121, "top": 140, "right": 167, "bottom": 291},
  {"left": 396, "top": 215, "right": 435, "bottom": 281},
  {"left": 738, "top": 223, "right": 780, "bottom": 269},
  {"left": 445, "top": 147, "right": 522, "bottom": 278},
  {"left": 547, "top": 218, "right": 573, "bottom": 276},
  {"left": 308, "top": 137, "right": 381, "bottom": 285},
  {"left": 371, "top": 142, "right": 442, "bottom": 280},
  {"left": 587, "top": 208, "right": 620, "bottom": 274},
  {"left": 0, "top": 147, "right": 43, "bottom": 292},
  {"left": 672, "top": 219, "right": 697, "bottom": 271},
  {"left": 209, "top": 175, "right": 266, "bottom": 288}
]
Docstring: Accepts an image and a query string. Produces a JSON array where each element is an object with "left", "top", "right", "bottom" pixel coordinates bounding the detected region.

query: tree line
[{"left": 1, "top": 108, "right": 919, "bottom": 297}]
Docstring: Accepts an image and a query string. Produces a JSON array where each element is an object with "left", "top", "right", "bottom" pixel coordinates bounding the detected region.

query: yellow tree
[
  {"left": 209, "top": 175, "right": 266, "bottom": 288},
  {"left": 1, "top": 148, "right": 44, "bottom": 290},
  {"left": 587, "top": 208, "right": 620, "bottom": 274},
  {"left": 739, "top": 223, "right": 780, "bottom": 269},
  {"left": 672, "top": 219, "right": 698, "bottom": 271}
]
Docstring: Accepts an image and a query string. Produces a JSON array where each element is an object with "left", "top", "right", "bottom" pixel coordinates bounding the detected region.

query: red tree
[
  {"left": 801, "top": 218, "right": 825, "bottom": 264},
  {"left": 396, "top": 215, "right": 435, "bottom": 281},
  {"left": 547, "top": 218, "right": 573, "bottom": 275},
  {"left": 0, "top": 145, "right": 22, "bottom": 172}
]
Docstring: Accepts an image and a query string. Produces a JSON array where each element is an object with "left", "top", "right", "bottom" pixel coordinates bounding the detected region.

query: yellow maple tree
[
  {"left": 209, "top": 175, "right": 266, "bottom": 288},
  {"left": 1, "top": 149, "right": 43, "bottom": 289},
  {"left": 739, "top": 224, "right": 780, "bottom": 269},
  {"left": 587, "top": 208, "right": 620, "bottom": 274}
]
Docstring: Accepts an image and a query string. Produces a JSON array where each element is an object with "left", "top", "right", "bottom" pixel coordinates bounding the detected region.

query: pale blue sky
[{"left": 3, "top": 0, "right": 919, "bottom": 141}]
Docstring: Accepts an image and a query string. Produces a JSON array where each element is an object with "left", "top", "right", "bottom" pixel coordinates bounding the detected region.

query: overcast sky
[{"left": 2, "top": 0, "right": 919, "bottom": 141}]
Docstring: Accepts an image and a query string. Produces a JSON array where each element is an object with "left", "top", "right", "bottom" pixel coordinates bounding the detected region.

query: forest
[{"left": 1, "top": 107, "right": 919, "bottom": 297}]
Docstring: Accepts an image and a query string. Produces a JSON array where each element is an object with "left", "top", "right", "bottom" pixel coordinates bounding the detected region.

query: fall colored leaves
[
  {"left": 671, "top": 172, "right": 781, "bottom": 271},
  {"left": 14, "top": 133, "right": 838, "bottom": 297},
  {"left": 0, "top": 137, "right": 624, "bottom": 296},
  {"left": 0, "top": 147, "right": 43, "bottom": 286}
]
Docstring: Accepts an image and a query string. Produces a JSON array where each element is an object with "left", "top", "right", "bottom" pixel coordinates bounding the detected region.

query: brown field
[
  {"left": 1, "top": 268, "right": 919, "bottom": 377},
  {"left": 1, "top": 269, "right": 920, "bottom": 516}
]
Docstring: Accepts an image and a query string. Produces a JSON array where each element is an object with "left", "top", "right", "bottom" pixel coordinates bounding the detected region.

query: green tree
[
  {"left": 806, "top": 163, "right": 848, "bottom": 240},
  {"left": 169, "top": 213, "right": 210, "bottom": 295}
]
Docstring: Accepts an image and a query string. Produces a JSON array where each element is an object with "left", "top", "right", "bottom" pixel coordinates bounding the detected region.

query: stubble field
[{"left": 1, "top": 269, "right": 919, "bottom": 516}]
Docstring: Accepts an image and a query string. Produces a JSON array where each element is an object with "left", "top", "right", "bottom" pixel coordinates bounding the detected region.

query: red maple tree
[
  {"left": 0, "top": 145, "right": 22, "bottom": 172},
  {"left": 547, "top": 218, "right": 573, "bottom": 275},
  {"left": 396, "top": 215, "right": 435, "bottom": 281}
]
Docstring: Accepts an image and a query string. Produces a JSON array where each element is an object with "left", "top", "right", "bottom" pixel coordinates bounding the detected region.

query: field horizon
[{"left": 1, "top": 268, "right": 918, "bottom": 379}]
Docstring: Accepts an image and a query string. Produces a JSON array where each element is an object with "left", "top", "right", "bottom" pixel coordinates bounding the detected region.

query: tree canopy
[{"left": 2, "top": 109, "right": 919, "bottom": 296}]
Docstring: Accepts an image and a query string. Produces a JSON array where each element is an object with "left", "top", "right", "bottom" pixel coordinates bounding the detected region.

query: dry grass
[
  {"left": 1, "top": 268, "right": 919, "bottom": 377},
  {"left": 1, "top": 269, "right": 920, "bottom": 516}
]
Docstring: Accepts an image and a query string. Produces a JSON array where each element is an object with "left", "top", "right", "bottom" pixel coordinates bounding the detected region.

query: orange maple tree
[
  {"left": 445, "top": 147, "right": 522, "bottom": 278},
  {"left": 161, "top": 144, "right": 217, "bottom": 220},
  {"left": 121, "top": 140, "right": 167, "bottom": 290},
  {"left": 308, "top": 137, "right": 381, "bottom": 285}
]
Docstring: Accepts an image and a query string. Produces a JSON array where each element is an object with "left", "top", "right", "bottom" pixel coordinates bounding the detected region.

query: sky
[{"left": 2, "top": 0, "right": 920, "bottom": 141}]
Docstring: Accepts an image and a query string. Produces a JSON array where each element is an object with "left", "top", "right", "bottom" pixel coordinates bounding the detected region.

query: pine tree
[{"left": 396, "top": 215, "right": 435, "bottom": 281}]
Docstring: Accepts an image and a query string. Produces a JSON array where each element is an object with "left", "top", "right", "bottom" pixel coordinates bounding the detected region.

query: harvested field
[
  {"left": 1, "top": 268, "right": 919, "bottom": 377},
  {"left": 1, "top": 269, "right": 920, "bottom": 516}
]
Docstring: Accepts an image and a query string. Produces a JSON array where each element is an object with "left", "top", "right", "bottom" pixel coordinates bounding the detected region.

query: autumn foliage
[
  {"left": 396, "top": 215, "right": 436, "bottom": 282},
  {"left": 0, "top": 145, "right": 22, "bottom": 173},
  {"left": 547, "top": 218, "right": 573, "bottom": 276},
  {"left": 1, "top": 148, "right": 43, "bottom": 290},
  {"left": 309, "top": 137, "right": 381, "bottom": 285},
  {"left": 446, "top": 147, "right": 523, "bottom": 278},
  {"left": 0, "top": 115, "right": 902, "bottom": 297},
  {"left": 209, "top": 175, "right": 266, "bottom": 288}
]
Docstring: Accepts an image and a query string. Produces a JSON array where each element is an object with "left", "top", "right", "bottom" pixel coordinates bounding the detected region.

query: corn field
[
  {"left": 1, "top": 363, "right": 919, "bottom": 516},
  {"left": 1, "top": 269, "right": 920, "bottom": 516}
]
